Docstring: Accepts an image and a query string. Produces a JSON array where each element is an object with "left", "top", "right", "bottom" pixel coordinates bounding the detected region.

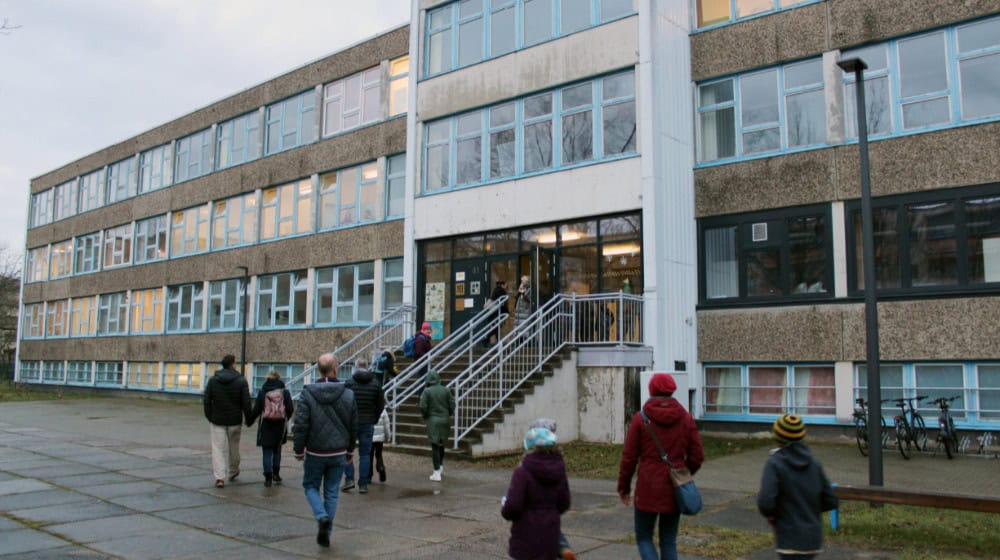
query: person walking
[
  {"left": 419, "top": 370, "right": 454, "bottom": 481},
  {"left": 372, "top": 348, "right": 396, "bottom": 386},
  {"left": 203, "top": 354, "right": 252, "bottom": 489},
  {"left": 757, "top": 414, "right": 838, "bottom": 560},
  {"left": 501, "top": 426, "right": 571, "bottom": 560},
  {"left": 342, "top": 357, "right": 384, "bottom": 494},
  {"left": 413, "top": 322, "right": 433, "bottom": 392},
  {"left": 513, "top": 275, "right": 532, "bottom": 337},
  {"left": 525, "top": 418, "right": 577, "bottom": 560},
  {"left": 617, "top": 373, "right": 704, "bottom": 560},
  {"left": 293, "top": 353, "right": 358, "bottom": 548},
  {"left": 246, "top": 370, "right": 294, "bottom": 487},
  {"left": 486, "top": 280, "right": 510, "bottom": 347},
  {"left": 368, "top": 407, "right": 391, "bottom": 483}
]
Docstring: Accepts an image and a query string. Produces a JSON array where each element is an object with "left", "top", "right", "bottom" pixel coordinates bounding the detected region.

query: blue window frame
[
  {"left": 134, "top": 215, "right": 169, "bottom": 264},
  {"left": 212, "top": 192, "right": 258, "bottom": 250},
  {"left": 423, "top": 69, "right": 636, "bottom": 193},
  {"left": 49, "top": 240, "right": 72, "bottom": 280},
  {"left": 18, "top": 361, "right": 41, "bottom": 382},
  {"left": 208, "top": 278, "right": 243, "bottom": 331},
  {"left": 385, "top": 154, "right": 406, "bottom": 219},
  {"left": 163, "top": 362, "right": 204, "bottom": 392},
  {"left": 78, "top": 169, "right": 105, "bottom": 214},
  {"left": 53, "top": 180, "right": 78, "bottom": 222},
  {"left": 314, "top": 262, "right": 375, "bottom": 326},
  {"left": 166, "top": 283, "right": 204, "bottom": 333},
  {"left": 21, "top": 303, "right": 44, "bottom": 339},
  {"left": 174, "top": 128, "right": 213, "bottom": 183},
  {"left": 45, "top": 299, "right": 69, "bottom": 338},
  {"left": 424, "top": 0, "right": 635, "bottom": 77},
  {"left": 703, "top": 364, "right": 836, "bottom": 419},
  {"left": 265, "top": 90, "right": 318, "bottom": 155},
  {"left": 318, "top": 163, "right": 379, "bottom": 230},
  {"left": 94, "top": 361, "right": 123, "bottom": 386},
  {"left": 106, "top": 156, "right": 138, "bottom": 204},
  {"left": 383, "top": 257, "right": 404, "bottom": 311},
  {"left": 252, "top": 363, "right": 304, "bottom": 394},
  {"left": 30, "top": 189, "right": 53, "bottom": 228},
  {"left": 129, "top": 288, "right": 164, "bottom": 334},
  {"left": 41, "top": 361, "right": 64, "bottom": 383},
  {"left": 25, "top": 246, "right": 48, "bottom": 283},
  {"left": 97, "top": 292, "right": 128, "bottom": 335},
  {"left": 170, "top": 204, "right": 210, "bottom": 258},
  {"left": 102, "top": 224, "right": 132, "bottom": 269},
  {"left": 139, "top": 143, "right": 173, "bottom": 193},
  {"left": 695, "top": 0, "right": 818, "bottom": 30},
  {"left": 260, "top": 179, "right": 313, "bottom": 241},
  {"left": 217, "top": 111, "right": 261, "bottom": 169},
  {"left": 322, "top": 67, "right": 381, "bottom": 137},
  {"left": 66, "top": 361, "right": 92, "bottom": 385},
  {"left": 74, "top": 232, "right": 101, "bottom": 274},
  {"left": 256, "top": 271, "right": 308, "bottom": 328}
]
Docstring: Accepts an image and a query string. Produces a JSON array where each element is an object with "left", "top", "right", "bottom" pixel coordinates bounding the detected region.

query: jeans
[
  {"left": 634, "top": 508, "right": 680, "bottom": 560},
  {"left": 302, "top": 454, "right": 345, "bottom": 531},
  {"left": 262, "top": 446, "right": 281, "bottom": 474},
  {"left": 356, "top": 423, "right": 374, "bottom": 485}
]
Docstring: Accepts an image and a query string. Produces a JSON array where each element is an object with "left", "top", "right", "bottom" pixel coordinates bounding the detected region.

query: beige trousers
[{"left": 210, "top": 424, "right": 242, "bottom": 481}]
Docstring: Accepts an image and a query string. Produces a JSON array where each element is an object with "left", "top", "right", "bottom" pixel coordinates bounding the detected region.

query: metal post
[
  {"left": 237, "top": 266, "right": 249, "bottom": 377},
  {"left": 838, "top": 57, "right": 883, "bottom": 487}
]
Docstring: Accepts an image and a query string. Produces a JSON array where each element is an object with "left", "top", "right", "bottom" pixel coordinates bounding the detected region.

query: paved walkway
[{"left": 0, "top": 398, "right": 996, "bottom": 559}]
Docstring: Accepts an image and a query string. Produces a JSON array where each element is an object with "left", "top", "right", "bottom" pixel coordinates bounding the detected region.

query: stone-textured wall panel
[
  {"left": 829, "top": 0, "right": 1000, "bottom": 50},
  {"left": 697, "top": 305, "right": 846, "bottom": 362}
]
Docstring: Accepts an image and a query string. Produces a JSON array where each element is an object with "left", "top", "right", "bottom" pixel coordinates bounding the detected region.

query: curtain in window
[{"left": 705, "top": 227, "right": 738, "bottom": 298}]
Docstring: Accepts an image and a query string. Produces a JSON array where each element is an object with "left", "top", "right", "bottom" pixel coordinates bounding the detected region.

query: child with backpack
[
  {"left": 372, "top": 349, "right": 395, "bottom": 386},
  {"left": 368, "top": 408, "right": 391, "bottom": 483},
  {"left": 247, "top": 370, "right": 294, "bottom": 487}
]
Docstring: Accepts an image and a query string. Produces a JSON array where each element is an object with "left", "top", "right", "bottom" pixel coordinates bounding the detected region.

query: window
[
  {"left": 212, "top": 192, "right": 258, "bottom": 250},
  {"left": 424, "top": 0, "right": 635, "bottom": 77},
  {"left": 45, "top": 299, "right": 69, "bottom": 338},
  {"left": 78, "top": 169, "right": 105, "bottom": 214},
  {"left": 388, "top": 56, "right": 409, "bottom": 117},
  {"left": 847, "top": 185, "right": 1000, "bottom": 295},
  {"left": 209, "top": 278, "right": 243, "bottom": 331},
  {"left": 21, "top": 303, "right": 44, "bottom": 339},
  {"left": 383, "top": 258, "right": 404, "bottom": 311},
  {"left": 424, "top": 70, "right": 636, "bottom": 193},
  {"left": 95, "top": 361, "right": 123, "bottom": 386},
  {"left": 915, "top": 364, "right": 966, "bottom": 419},
  {"left": 256, "top": 271, "right": 308, "bottom": 328},
  {"left": 139, "top": 143, "right": 174, "bottom": 193},
  {"left": 164, "top": 362, "right": 203, "bottom": 392},
  {"left": 170, "top": 205, "right": 210, "bottom": 257},
  {"left": 704, "top": 364, "right": 836, "bottom": 417},
  {"left": 167, "top": 283, "right": 204, "bottom": 332},
  {"left": 42, "top": 361, "right": 64, "bottom": 383},
  {"left": 261, "top": 179, "right": 314, "bottom": 240},
  {"left": 102, "top": 224, "right": 132, "bottom": 269},
  {"left": 106, "top": 156, "right": 138, "bottom": 204},
  {"left": 30, "top": 189, "right": 53, "bottom": 228},
  {"left": 385, "top": 154, "right": 405, "bottom": 219},
  {"left": 217, "top": 111, "right": 261, "bottom": 169},
  {"left": 49, "top": 240, "right": 73, "bottom": 279},
  {"left": 958, "top": 18, "right": 1000, "bottom": 120},
  {"left": 127, "top": 362, "right": 160, "bottom": 390},
  {"left": 130, "top": 288, "right": 164, "bottom": 334},
  {"left": 790, "top": 366, "right": 835, "bottom": 415},
  {"left": 265, "top": 90, "right": 317, "bottom": 154},
  {"left": 134, "top": 215, "right": 169, "bottom": 264},
  {"left": 25, "top": 246, "right": 48, "bottom": 283},
  {"left": 858, "top": 363, "right": 1000, "bottom": 423},
  {"left": 97, "top": 292, "right": 129, "bottom": 335},
  {"left": 53, "top": 180, "right": 78, "bottom": 222},
  {"left": 175, "top": 128, "right": 213, "bottom": 183},
  {"left": 704, "top": 366, "right": 742, "bottom": 414},
  {"left": 696, "top": 0, "right": 815, "bottom": 29},
  {"left": 18, "top": 361, "right": 41, "bottom": 382},
  {"left": 70, "top": 296, "right": 97, "bottom": 337},
  {"left": 318, "top": 163, "right": 379, "bottom": 230},
  {"left": 66, "top": 361, "right": 92, "bottom": 384},
  {"left": 978, "top": 365, "right": 1000, "bottom": 420},
  {"left": 315, "top": 262, "right": 375, "bottom": 325},
  {"left": 74, "top": 232, "right": 102, "bottom": 274},
  {"left": 700, "top": 205, "right": 831, "bottom": 303},
  {"left": 323, "top": 67, "right": 381, "bottom": 137},
  {"left": 253, "top": 363, "right": 304, "bottom": 393}
]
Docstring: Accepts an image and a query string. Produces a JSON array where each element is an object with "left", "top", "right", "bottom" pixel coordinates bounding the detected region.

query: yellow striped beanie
[{"left": 772, "top": 414, "right": 806, "bottom": 444}]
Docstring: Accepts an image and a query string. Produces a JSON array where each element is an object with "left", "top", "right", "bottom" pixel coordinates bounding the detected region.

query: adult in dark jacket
[
  {"left": 203, "top": 354, "right": 252, "bottom": 488},
  {"left": 485, "top": 280, "right": 509, "bottom": 346},
  {"left": 246, "top": 370, "right": 294, "bottom": 487},
  {"left": 342, "top": 357, "right": 385, "bottom": 494},
  {"left": 419, "top": 370, "right": 454, "bottom": 481},
  {"left": 757, "top": 414, "right": 838, "bottom": 559},
  {"left": 501, "top": 427, "right": 571, "bottom": 560},
  {"left": 414, "top": 322, "right": 433, "bottom": 391},
  {"left": 293, "top": 353, "right": 358, "bottom": 548},
  {"left": 618, "top": 373, "right": 704, "bottom": 560}
]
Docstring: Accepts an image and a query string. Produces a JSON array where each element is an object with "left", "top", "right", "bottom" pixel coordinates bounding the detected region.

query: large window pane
[
  {"left": 846, "top": 76, "right": 892, "bottom": 137},
  {"left": 741, "top": 70, "right": 779, "bottom": 127},
  {"left": 908, "top": 202, "right": 957, "bottom": 287},
  {"left": 601, "top": 0, "right": 633, "bottom": 21},
  {"left": 748, "top": 366, "right": 785, "bottom": 414},
  {"left": 746, "top": 247, "right": 781, "bottom": 297},
  {"left": 978, "top": 365, "right": 1000, "bottom": 420},
  {"left": 603, "top": 100, "right": 636, "bottom": 155},
  {"left": 899, "top": 32, "right": 948, "bottom": 98},
  {"left": 786, "top": 90, "right": 824, "bottom": 147},
  {"left": 736, "top": 0, "right": 773, "bottom": 18},
  {"left": 523, "top": 0, "right": 552, "bottom": 44},
  {"left": 792, "top": 366, "right": 835, "bottom": 415},
  {"left": 855, "top": 207, "right": 901, "bottom": 290},
  {"left": 902, "top": 97, "right": 950, "bottom": 129},
  {"left": 490, "top": 6, "right": 515, "bottom": 57},
  {"left": 697, "top": 0, "right": 730, "bottom": 27},
  {"left": 789, "top": 215, "right": 827, "bottom": 293},
  {"left": 561, "top": 0, "right": 591, "bottom": 34},
  {"left": 705, "top": 226, "right": 738, "bottom": 299},
  {"left": 459, "top": 18, "right": 483, "bottom": 67},
  {"left": 915, "top": 364, "right": 965, "bottom": 418},
  {"left": 523, "top": 121, "right": 553, "bottom": 172},
  {"left": 960, "top": 54, "right": 1000, "bottom": 120},
  {"left": 700, "top": 108, "right": 735, "bottom": 160},
  {"left": 857, "top": 364, "right": 904, "bottom": 419},
  {"left": 965, "top": 196, "right": 1000, "bottom": 283},
  {"left": 704, "top": 366, "right": 742, "bottom": 413},
  {"left": 562, "top": 111, "right": 593, "bottom": 164}
]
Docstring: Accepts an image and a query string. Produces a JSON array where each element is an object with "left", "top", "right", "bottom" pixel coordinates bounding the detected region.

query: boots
[
  {"left": 264, "top": 473, "right": 273, "bottom": 487},
  {"left": 272, "top": 468, "right": 282, "bottom": 484},
  {"left": 377, "top": 465, "right": 386, "bottom": 482}
]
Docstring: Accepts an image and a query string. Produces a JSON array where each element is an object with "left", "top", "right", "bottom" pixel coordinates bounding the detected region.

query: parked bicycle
[
  {"left": 931, "top": 395, "right": 961, "bottom": 459},
  {"left": 885, "top": 395, "right": 928, "bottom": 459},
  {"left": 853, "top": 398, "right": 888, "bottom": 457}
]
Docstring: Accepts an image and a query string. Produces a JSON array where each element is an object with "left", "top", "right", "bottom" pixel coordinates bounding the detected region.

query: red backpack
[{"left": 263, "top": 389, "right": 286, "bottom": 421}]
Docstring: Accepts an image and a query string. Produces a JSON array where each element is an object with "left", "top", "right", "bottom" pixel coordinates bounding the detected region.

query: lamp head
[{"left": 837, "top": 57, "right": 868, "bottom": 74}]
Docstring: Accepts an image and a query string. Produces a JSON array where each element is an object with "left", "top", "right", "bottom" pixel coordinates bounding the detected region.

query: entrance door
[{"left": 450, "top": 258, "right": 488, "bottom": 337}]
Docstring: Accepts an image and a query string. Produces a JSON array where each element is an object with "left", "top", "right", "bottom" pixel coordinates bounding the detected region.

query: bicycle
[
  {"left": 852, "top": 398, "right": 888, "bottom": 457},
  {"left": 931, "top": 395, "right": 961, "bottom": 459},
  {"left": 885, "top": 395, "right": 928, "bottom": 459}
]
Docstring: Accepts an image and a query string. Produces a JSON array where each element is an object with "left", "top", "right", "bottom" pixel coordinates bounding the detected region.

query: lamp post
[
  {"left": 236, "top": 266, "right": 249, "bottom": 377},
  {"left": 838, "top": 57, "right": 883, "bottom": 487}
]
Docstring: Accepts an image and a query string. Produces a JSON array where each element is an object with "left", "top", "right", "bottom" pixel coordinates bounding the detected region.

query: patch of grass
[
  {"left": 0, "top": 380, "right": 87, "bottom": 402},
  {"left": 700, "top": 435, "right": 773, "bottom": 460},
  {"left": 678, "top": 523, "right": 773, "bottom": 560}
]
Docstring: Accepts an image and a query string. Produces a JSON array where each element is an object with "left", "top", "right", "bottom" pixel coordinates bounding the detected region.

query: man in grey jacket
[{"left": 293, "top": 353, "right": 357, "bottom": 548}]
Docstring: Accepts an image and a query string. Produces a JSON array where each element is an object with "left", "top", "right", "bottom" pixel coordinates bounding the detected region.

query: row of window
[
  {"left": 699, "top": 184, "right": 1000, "bottom": 304},
  {"left": 25, "top": 156, "right": 405, "bottom": 282},
  {"left": 703, "top": 362, "right": 1000, "bottom": 424},
  {"left": 29, "top": 58, "right": 409, "bottom": 229},
  {"left": 424, "top": 0, "right": 634, "bottom": 77},
  {"left": 695, "top": 0, "right": 815, "bottom": 30},
  {"left": 20, "top": 259, "right": 403, "bottom": 339},
  {"left": 697, "top": 16, "right": 1000, "bottom": 163},
  {"left": 424, "top": 69, "right": 636, "bottom": 193}
]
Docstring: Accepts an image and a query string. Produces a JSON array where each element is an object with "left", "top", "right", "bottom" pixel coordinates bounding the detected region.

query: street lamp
[
  {"left": 838, "top": 57, "right": 883, "bottom": 487},
  {"left": 236, "top": 266, "right": 249, "bottom": 377}
]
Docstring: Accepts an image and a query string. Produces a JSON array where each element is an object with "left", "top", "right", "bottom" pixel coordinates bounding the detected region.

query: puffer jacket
[
  {"left": 346, "top": 368, "right": 384, "bottom": 425},
  {"left": 501, "top": 451, "right": 571, "bottom": 560},
  {"left": 373, "top": 409, "right": 391, "bottom": 443},
  {"left": 757, "top": 442, "right": 838, "bottom": 554},
  {"left": 617, "top": 396, "right": 704, "bottom": 513},
  {"left": 203, "top": 368, "right": 252, "bottom": 427},
  {"left": 419, "top": 371, "right": 454, "bottom": 446},
  {"left": 292, "top": 379, "right": 358, "bottom": 456}
]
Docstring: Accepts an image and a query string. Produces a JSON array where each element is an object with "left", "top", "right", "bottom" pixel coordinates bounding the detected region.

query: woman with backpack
[{"left": 247, "top": 370, "right": 295, "bottom": 487}]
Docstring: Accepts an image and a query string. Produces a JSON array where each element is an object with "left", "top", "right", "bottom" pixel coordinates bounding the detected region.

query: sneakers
[
  {"left": 560, "top": 548, "right": 577, "bottom": 560},
  {"left": 214, "top": 479, "right": 224, "bottom": 488},
  {"left": 316, "top": 517, "right": 331, "bottom": 547},
  {"left": 272, "top": 469, "right": 282, "bottom": 483},
  {"left": 342, "top": 480, "right": 355, "bottom": 492},
  {"left": 359, "top": 483, "right": 368, "bottom": 494},
  {"left": 228, "top": 469, "right": 240, "bottom": 482},
  {"left": 429, "top": 469, "right": 442, "bottom": 482}
]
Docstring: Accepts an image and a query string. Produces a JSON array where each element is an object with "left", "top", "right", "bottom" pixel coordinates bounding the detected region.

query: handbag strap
[{"left": 639, "top": 410, "right": 674, "bottom": 467}]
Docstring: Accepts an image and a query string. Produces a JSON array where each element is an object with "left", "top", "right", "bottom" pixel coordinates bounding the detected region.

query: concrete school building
[{"left": 17, "top": 1, "right": 1000, "bottom": 438}]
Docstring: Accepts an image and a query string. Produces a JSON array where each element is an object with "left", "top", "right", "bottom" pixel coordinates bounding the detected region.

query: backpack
[
  {"left": 262, "top": 389, "right": 286, "bottom": 421},
  {"left": 402, "top": 335, "right": 417, "bottom": 358},
  {"left": 373, "top": 353, "right": 390, "bottom": 375}
]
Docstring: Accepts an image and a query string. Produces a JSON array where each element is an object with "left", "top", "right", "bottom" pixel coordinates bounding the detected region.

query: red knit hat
[
  {"left": 421, "top": 322, "right": 432, "bottom": 334},
  {"left": 649, "top": 373, "right": 677, "bottom": 397}
]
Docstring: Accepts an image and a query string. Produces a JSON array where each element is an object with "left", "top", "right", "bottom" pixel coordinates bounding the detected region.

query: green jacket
[{"left": 419, "top": 371, "right": 454, "bottom": 445}]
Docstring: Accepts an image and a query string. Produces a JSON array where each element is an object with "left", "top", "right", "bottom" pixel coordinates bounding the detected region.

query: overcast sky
[{"left": 0, "top": 0, "right": 411, "bottom": 260}]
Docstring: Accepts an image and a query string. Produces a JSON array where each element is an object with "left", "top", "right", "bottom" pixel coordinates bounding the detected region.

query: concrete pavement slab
[
  {"left": 77, "top": 481, "right": 167, "bottom": 499},
  {"left": 0, "top": 479, "right": 53, "bottom": 495},
  {"left": 0, "top": 545, "right": 112, "bottom": 559},
  {"left": 0, "top": 528, "right": 69, "bottom": 556},
  {"left": 107, "top": 487, "right": 225, "bottom": 512},
  {"left": 14, "top": 462, "right": 107, "bottom": 479},
  {"left": 156, "top": 502, "right": 314, "bottom": 543},
  {"left": 175, "top": 544, "right": 312, "bottom": 559},
  {"left": 9, "top": 499, "right": 131, "bottom": 524},
  {"left": 0, "top": 488, "right": 93, "bottom": 510},
  {"left": 85, "top": 528, "right": 246, "bottom": 559},
  {"left": 269, "top": 527, "right": 430, "bottom": 558},
  {"left": 0, "top": 516, "right": 24, "bottom": 531},
  {"left": 119, "top": 464, "right": 205, "bottom": 479},
  {"left": 47, "top": 513, "right": 189, "bottom": 543},
  {"left": 49, "top": 471, "right": 142, "bottom": 488}
]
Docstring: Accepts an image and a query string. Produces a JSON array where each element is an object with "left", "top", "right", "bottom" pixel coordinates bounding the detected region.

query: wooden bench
[{"left": 830, "top": 484, "right": 1000, "bottom": 530}]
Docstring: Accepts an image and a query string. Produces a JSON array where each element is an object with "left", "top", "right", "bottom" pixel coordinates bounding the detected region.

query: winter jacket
[
  {"left": 617, "top": 396, "right": 704, "bottom": 513},
  {"left": 419, "top": 371, "right": 454, "bottom": 446},
  {"left": 292, "top": 379, "right": 358, "bottom": 456},
  {"left": 373, "top": 409, "right": 391, "bottom": 443},
  {"left": 346, "top": 368, "right": 385, "bottom": 425},
  {"left": 501, "top": 451, "right": 571, "bottom": 560},
  {"left": 513, "top": 288, "right": 532, "bottom": 328},
  {"left": 414, "top": 332, "right": 432, "bottom": 359},
  {"left": 757, "top": 442, "right": 838, "bottom": 554},
  {"left": 373, "top": 351, "right": 396, "bottom": 383},
  {"left": 203, "top": 368, "right": 252, "bottom": 427},
  {"left": 248, "top": 379, "right": 294, "bottom": 449}
]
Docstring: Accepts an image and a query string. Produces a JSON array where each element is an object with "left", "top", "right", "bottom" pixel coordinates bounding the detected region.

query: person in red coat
[{"left": 617, "top": 373, "right": 704, "bottom": 560}]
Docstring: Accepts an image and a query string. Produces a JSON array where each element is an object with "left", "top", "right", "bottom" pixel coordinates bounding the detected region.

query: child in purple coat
[{"left": 501, "top": 426, "right": 571, "bottom": 560}]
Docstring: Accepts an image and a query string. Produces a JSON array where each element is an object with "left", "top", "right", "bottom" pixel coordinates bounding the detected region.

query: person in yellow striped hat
[{"left": 757, "top": 414, "right": 838, "bottom": 560}]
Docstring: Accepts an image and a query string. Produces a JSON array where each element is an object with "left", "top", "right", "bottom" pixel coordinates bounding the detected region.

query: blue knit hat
[{"left": 523, "top": 427, "right": 558, "bottom": 450}]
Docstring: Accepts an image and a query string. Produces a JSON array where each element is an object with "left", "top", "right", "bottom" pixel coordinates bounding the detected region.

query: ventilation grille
[{"left": 752, "top": 222, "right": 768, "bottom": 242}]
